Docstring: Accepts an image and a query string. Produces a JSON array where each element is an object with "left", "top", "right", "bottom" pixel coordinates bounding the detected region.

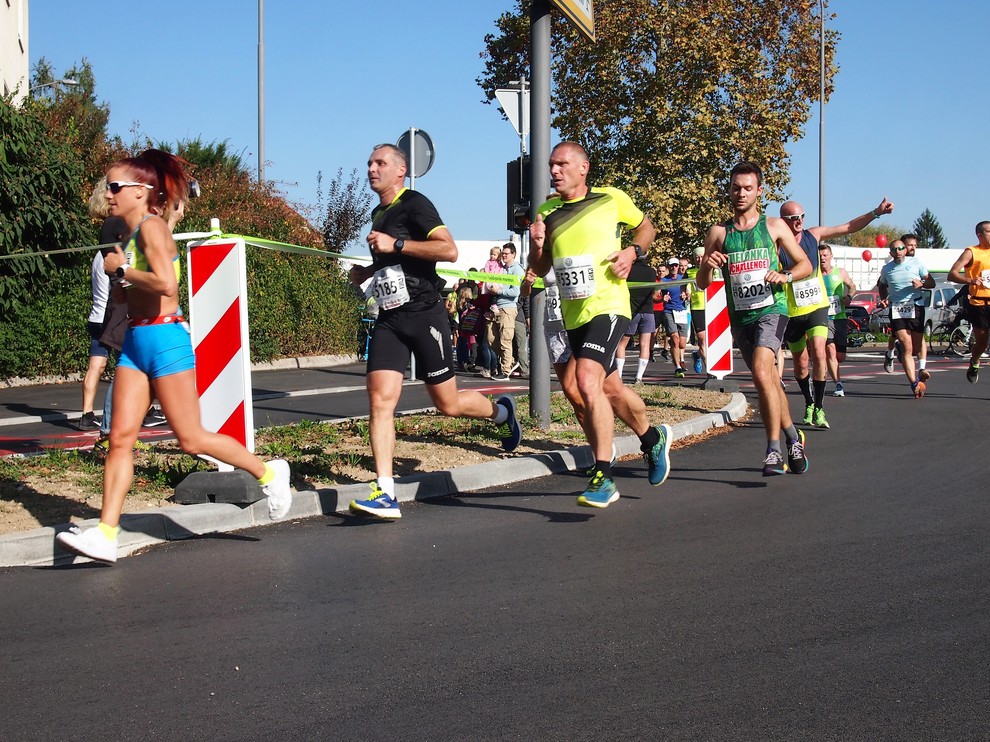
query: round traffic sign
[{"left": 396, "top": 128, "right": 435, "bottom": 179}]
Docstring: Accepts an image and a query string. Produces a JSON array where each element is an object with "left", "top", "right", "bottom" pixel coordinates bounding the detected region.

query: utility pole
[{"left": 258, "top": 0, "right": 265, "bottom": 182}]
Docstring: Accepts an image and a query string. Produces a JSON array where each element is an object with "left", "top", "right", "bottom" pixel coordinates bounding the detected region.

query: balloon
[
  {"left": 862, "top": 250, "right": 873, "bottom": 263},
  {"left": 875, "top": 234, "right": 888, "bottom": 248}
]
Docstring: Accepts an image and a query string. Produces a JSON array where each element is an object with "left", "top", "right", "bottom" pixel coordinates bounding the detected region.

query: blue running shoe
[
  {"left": 692, "top": 350, "right": 703, "bottom": 375},
  {"left": 577, "top": 470, "right": 619, "bottom": 508},
  {"left": 349, "top": 482, "right": 401, "bottom": 519},
  {"left": 495, "top": 395, "right": 522, "bottom": 452},
  {"left": 644, "top": 424, "right": 673, "bottom": 486}
]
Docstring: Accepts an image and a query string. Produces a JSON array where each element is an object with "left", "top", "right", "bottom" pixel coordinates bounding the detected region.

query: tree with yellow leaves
[{"left": 479, "top": 0, "right": 838, "bottom": 257}]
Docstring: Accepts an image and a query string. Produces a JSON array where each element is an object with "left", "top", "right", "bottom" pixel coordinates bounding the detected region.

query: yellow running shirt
[{"left": 537, "top": 187, "right": 645, "bottom": 330}]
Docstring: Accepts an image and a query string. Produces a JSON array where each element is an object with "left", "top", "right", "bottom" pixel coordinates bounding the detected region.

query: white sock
[
  {"left": 918, "top": 358, "right": 926, "bottom": 369},
  {"left": 377, "top": 476, "right": 395, "bottom": 497},
  {"left": 492, "top": 402, "right": 509, "bottom": 424},
  {"left": 616, "top": 358, "right": 626, "bottom": 376},
  {"left": 637, "top": 358, "right": 649, "bottom": 379}
]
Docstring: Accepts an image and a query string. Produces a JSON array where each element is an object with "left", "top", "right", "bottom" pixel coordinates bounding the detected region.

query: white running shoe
[
  {"left": 56, "top": 526, "right": 118, "bottom": 563},
  {"left": 263, "top": 459, "right": 293, "bottom": 521}
]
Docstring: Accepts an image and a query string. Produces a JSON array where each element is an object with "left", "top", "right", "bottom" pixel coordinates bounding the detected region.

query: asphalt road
[
  {"left": 0, "top": 351, "right": 988, "bottom": 740},
  {"left": 0, "top": 361, "right": 532, "bottom": 455}
]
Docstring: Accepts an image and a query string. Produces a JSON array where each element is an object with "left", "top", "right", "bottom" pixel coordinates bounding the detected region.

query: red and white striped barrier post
[
  {"left": 187, "top": 230, "right": 254, "bottom": 468},
  {"left": 703, "top": 271, "right": 733, "bottom": 379}
]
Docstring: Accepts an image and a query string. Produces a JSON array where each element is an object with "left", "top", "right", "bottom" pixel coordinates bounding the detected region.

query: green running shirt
[{"left": 722, "top": 214, "right": 788, "bottom": 325}]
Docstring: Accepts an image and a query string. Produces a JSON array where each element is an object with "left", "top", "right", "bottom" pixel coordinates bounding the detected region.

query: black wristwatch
[
  {"left": 394, "top": 239, "right": 405, "bottom": 254},
  {"left": 631, "top": 244, "right": 644, "bottom": 259},
  {"left": 115, "top": 265, "right": 127, "bottom": 279}
]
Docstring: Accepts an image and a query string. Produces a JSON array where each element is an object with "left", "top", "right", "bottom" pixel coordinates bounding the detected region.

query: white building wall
[{"left": 1, "top": 0, "right": 29, "bottom": 103}]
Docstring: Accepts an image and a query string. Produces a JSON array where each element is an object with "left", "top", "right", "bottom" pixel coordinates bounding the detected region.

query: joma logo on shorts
[
  {"left": 583, "top": 342, "right": 606, "bottom": 354},
  {"left": 426, "top": 367, "right": 450, "bottom": 378}
]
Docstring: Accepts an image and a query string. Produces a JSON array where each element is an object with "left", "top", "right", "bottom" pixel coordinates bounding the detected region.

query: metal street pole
[
  {"left": 528, "top": 0, "right": 551, "bottom": 426},
  {"left": 258, "top": 0, "right": 265, "bottom": 182},
  {"left": 819, "top": 0, "right": 825, "bottom": 224},
  {"left": 408, "top": 127, "right": 417, "bottom": 191}
]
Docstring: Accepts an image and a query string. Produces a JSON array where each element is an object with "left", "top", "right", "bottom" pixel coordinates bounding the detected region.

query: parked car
[{"left": 848, "top": 290, "right": 880, "bottom": 314}]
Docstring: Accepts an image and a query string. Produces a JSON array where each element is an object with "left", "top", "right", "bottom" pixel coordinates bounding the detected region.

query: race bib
[
  {"left": 369, "top": 264, "right": 410, "bottom": 311},
  {"left": 545, "top": 285, "right": 562, "bottom": 323},
  {"left": 893, "top": 301, "right": 916, "bottom": 320},
  {"left": 729, "top": 268, "right": 773, "bottom": 311},
  {"left": 553, "top": 255, "right": 596, "bottom": 300},
  {"left": 673, "top": 309, "right": 689, "bottom": 325},
  {"left": 792, "top": 277, "right": 824, "bottom": 308},
  {"left": 828, "top": 294, "right": 841, "bottom": 316},
  {"left": 981, "top": 269, "right": 990, "bottom": 288}
]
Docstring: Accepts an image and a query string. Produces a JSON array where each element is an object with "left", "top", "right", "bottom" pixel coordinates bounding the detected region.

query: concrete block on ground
[
  {"left": 174, "top": 470, "right": 263, "bottom": 505},
  {"left": 702, "top": 377, "right": 740, "bottom": 393}
]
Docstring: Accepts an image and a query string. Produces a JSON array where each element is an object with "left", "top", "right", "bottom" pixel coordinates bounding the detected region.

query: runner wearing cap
[{"left": 661, "top": 256, "right": 689, "bottom": 377}]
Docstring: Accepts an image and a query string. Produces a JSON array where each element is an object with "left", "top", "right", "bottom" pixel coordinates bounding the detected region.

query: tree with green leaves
[
  {"left": 0, "top": 61, "right": 369, "bottom": 378},
  {"left": 0, "top": 95, "right": 91, "bottom": 304},
  {"left": 29, "top": 58, "right": 122, "bottom": 193},
  {"left": 478, "top": 0, "right": 839, "bottom": 256},
  {"left": 161, "top": 136, "right": 248, "bottom": 177},
  {"left": 827, "top": 222, "right": 907, "bottom": 249},
  {"left": 318, "top": 168, "right": 373, "bottom": 252},
  {"left": 912, "top": 209, "right": 947, "bottom": 249}
]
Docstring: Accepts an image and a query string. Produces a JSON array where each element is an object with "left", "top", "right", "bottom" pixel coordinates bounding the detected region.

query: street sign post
[
  {"left": 396, "top": 127, "right": 435, "bottom": 190},
  {"left": 495, "top": 79, "right": 530, "bottom": 154}
]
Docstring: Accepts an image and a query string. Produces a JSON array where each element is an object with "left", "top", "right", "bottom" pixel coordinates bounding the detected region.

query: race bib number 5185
[{"left": 370, "top": 264, "right": 410, "bottom": 311}]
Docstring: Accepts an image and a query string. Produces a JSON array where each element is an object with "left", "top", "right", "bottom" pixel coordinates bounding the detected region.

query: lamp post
[
  {"left": 258, "top": 0, "right": 265, "bottom": 183},
  {"left": 29, "top": 78, "right": 79, "bottom": 96},
  {"left": 818, "top": 0, "right": 825, "bottom": 225}
]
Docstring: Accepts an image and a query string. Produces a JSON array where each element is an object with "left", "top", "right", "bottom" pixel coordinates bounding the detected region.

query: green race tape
[
  {"left": 0, "top": 242, "right": 119, "bottom": 261},
  {"left": 1, "top": 231, "right": 698, "bottom": 294}
]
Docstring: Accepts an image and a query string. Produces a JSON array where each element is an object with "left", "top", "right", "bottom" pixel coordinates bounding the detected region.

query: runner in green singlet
[
  {"left": 696, "top": 161, "right": 812, "bottom": 477},
  {"left": 818, "top": 244, "right": 857, "bottom": 396}
]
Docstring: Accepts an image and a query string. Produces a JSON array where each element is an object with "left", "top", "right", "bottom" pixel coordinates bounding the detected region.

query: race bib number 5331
[{"left": 553, "top": 255, "right": 596, "bottom": 300}]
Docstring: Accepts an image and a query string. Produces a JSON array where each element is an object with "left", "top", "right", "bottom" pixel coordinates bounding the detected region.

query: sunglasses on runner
[
  {"left": 781, "top": 213, "right": 804, "bottom": 221},
  {"left": 106, "top": 181, "right": 153, "bottom": 194}
]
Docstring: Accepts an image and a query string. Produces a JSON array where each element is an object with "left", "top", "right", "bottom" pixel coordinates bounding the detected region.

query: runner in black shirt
[{"left": 346, "top": 144, "right": 521, "bottom": 519}]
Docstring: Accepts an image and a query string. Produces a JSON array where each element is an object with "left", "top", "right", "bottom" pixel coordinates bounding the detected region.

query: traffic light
[{"left": 506, "top": 156, "right": 532, "bottom": 233}]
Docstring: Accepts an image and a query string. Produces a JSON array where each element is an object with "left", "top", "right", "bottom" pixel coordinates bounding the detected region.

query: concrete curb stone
[{"left": 0, "top": 392, "right": 747, "bottom": 568}]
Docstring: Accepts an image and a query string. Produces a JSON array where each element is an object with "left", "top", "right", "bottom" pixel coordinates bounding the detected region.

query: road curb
[{"left": 0, "top": 393, "right": 748, "bottom": 568}]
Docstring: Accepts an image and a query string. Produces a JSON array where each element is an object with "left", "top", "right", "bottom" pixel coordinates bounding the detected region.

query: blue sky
[{"left": 28, "top": 1, "right": 990, "bottom": 250}]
